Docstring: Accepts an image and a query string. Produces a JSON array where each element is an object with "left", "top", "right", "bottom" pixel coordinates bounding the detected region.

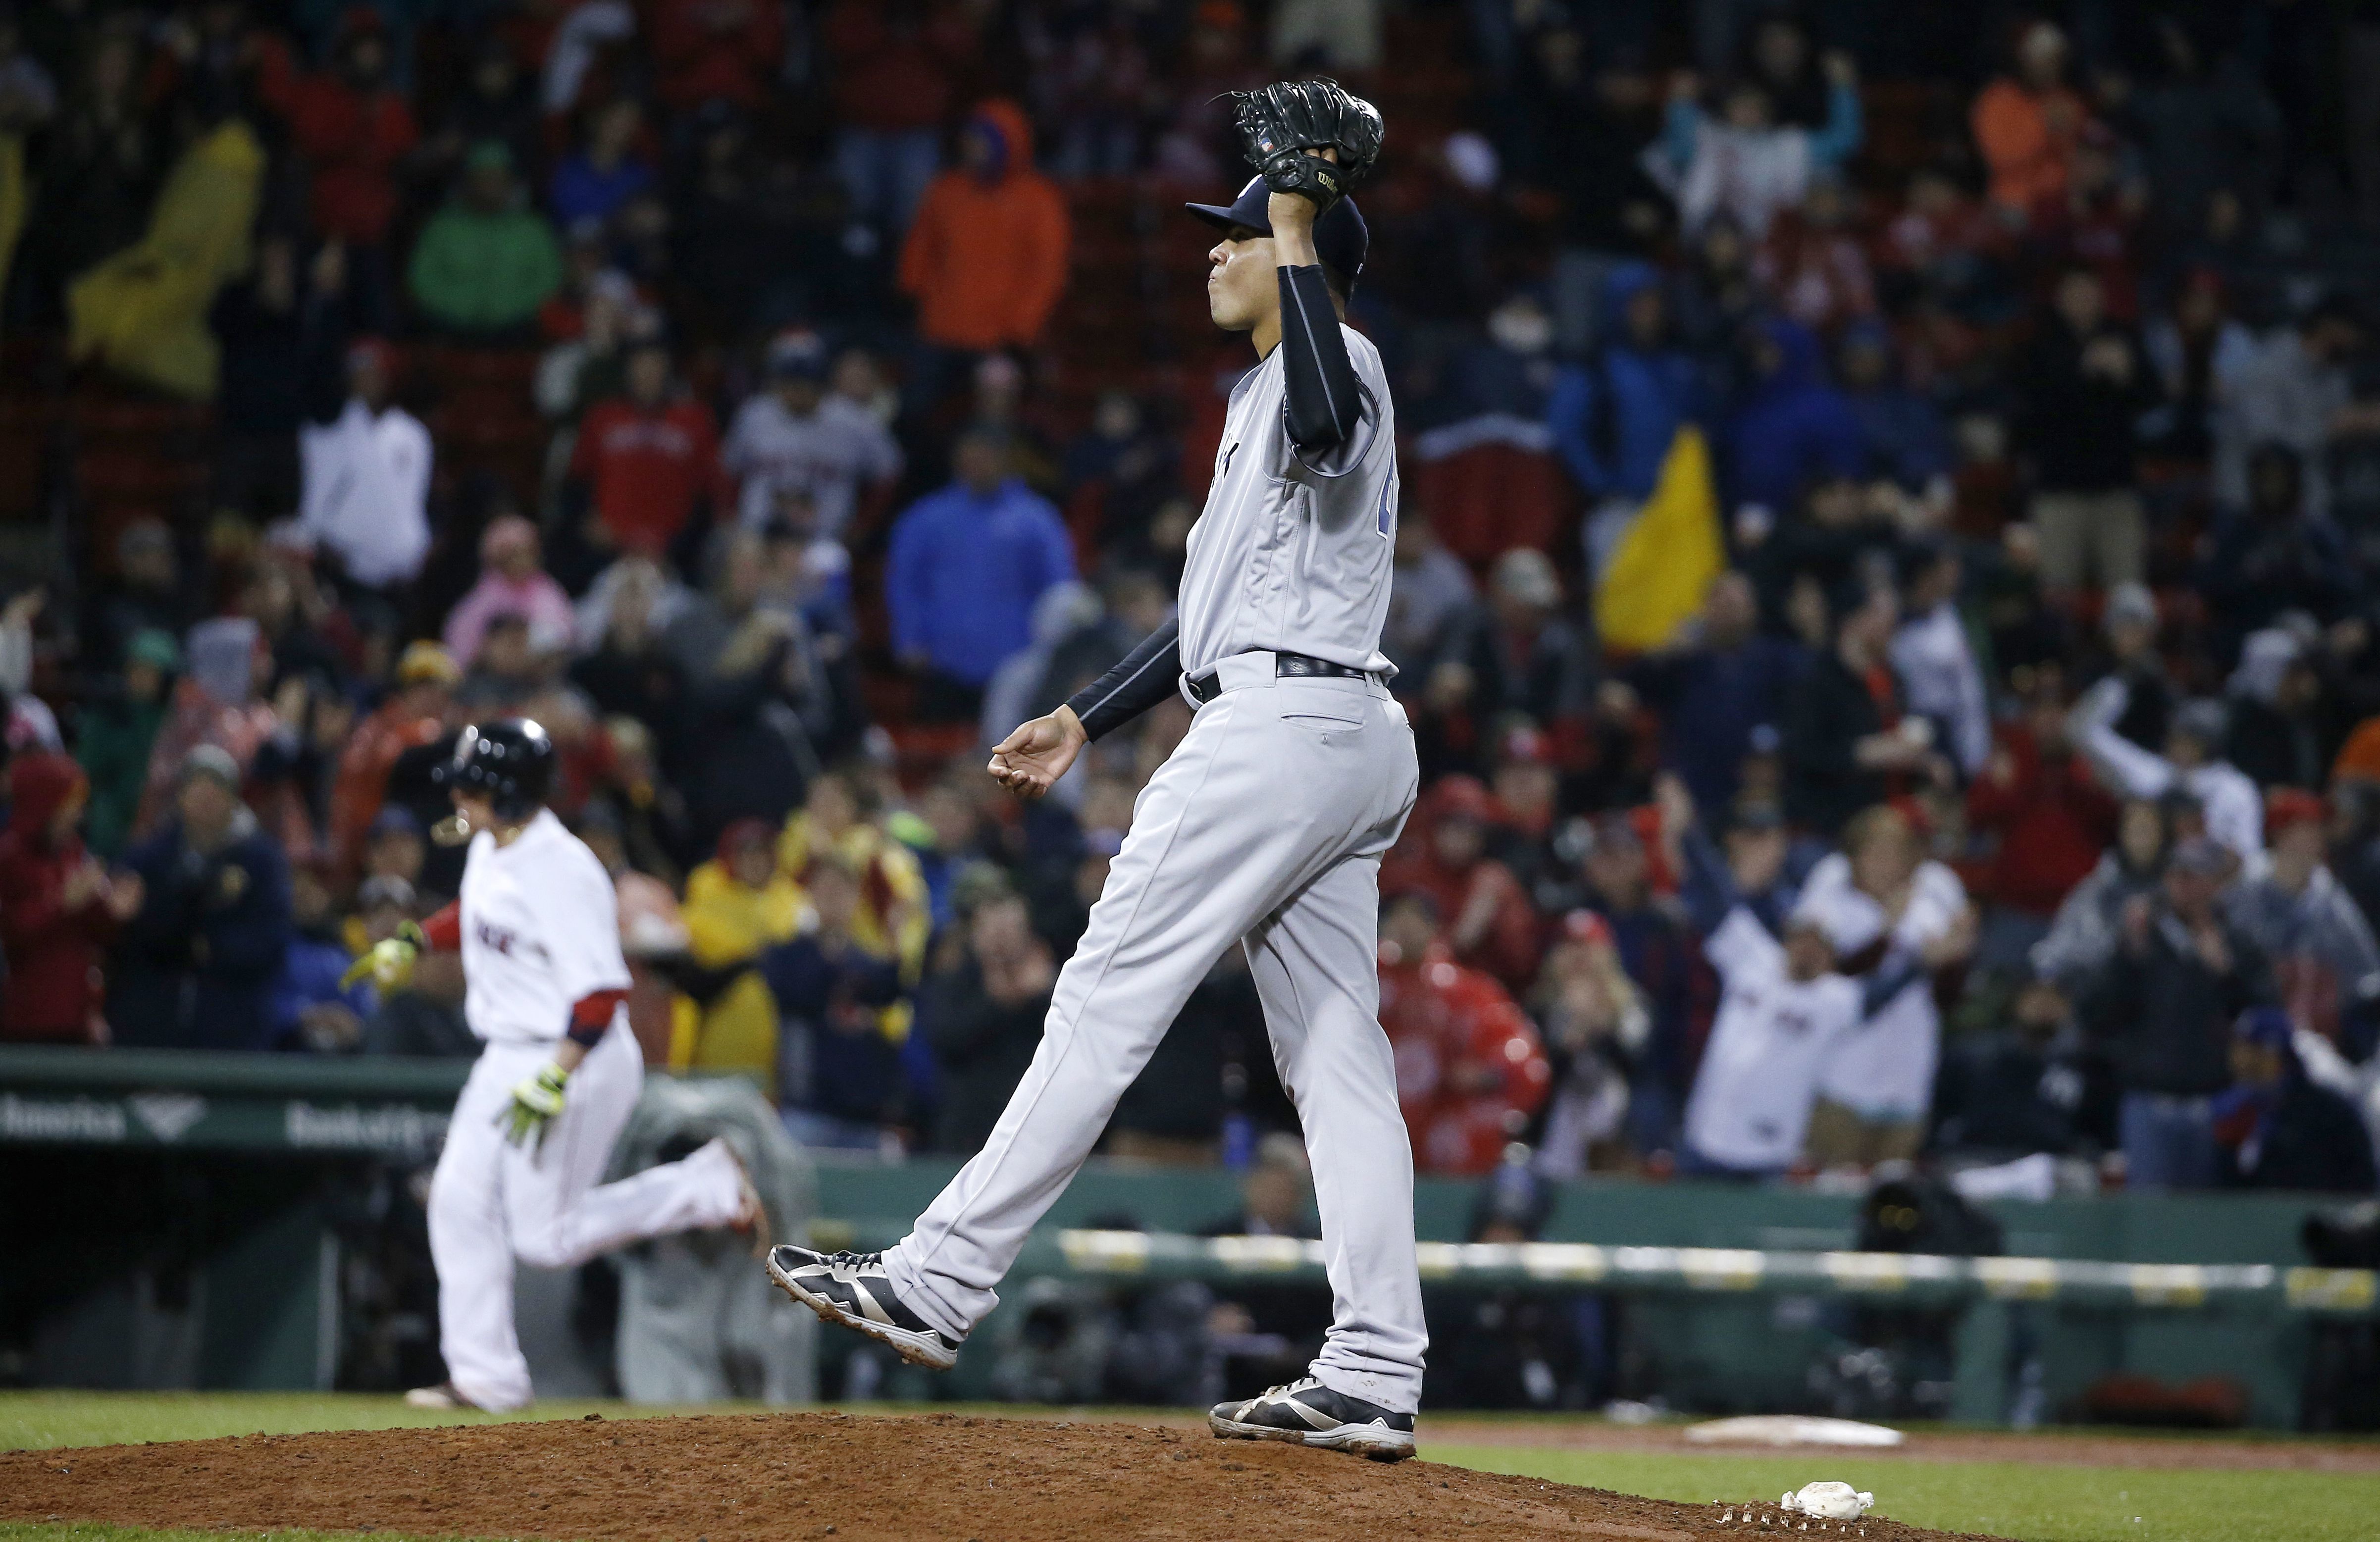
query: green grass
[
  {"left": 6, "top": 1394, "right": 2379, "bottom": 1542},
  {"left": 1427, "top": 1444, "right": 2380, "bottom": 1542},
  {"left": 0, "top": 1392, "right": 756, "bottom": 1454}
]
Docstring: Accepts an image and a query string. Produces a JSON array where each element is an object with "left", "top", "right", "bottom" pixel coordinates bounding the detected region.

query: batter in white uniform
[
  {"left": 350, "top": 720, "right": 760, "bottom": 1412},
  {"left": 770, "top": 91, "right": 1425, "bottom": 1461}
]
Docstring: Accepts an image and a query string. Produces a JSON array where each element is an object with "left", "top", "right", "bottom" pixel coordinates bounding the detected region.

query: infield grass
[
  {"left": 5, "top": 1392, "right": 2378, "bottom": 1542},
  {"left": 1428, "top": 1443, "right": 2380, "bottom": 1542}
]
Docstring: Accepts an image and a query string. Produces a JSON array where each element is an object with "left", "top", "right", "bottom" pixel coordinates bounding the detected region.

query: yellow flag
[{"left": 1594, "top": 425, "right": 1724, "bottom": 653}]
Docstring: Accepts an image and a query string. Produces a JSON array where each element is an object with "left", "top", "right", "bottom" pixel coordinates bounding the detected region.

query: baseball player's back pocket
[{"left": 1275, "top": 684, "right": 1367, "bottom": 739}]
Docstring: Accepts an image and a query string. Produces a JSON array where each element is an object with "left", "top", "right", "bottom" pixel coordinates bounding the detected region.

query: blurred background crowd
[{"left": 2, "top": 0, "right": 2380, "bottom": 1219}]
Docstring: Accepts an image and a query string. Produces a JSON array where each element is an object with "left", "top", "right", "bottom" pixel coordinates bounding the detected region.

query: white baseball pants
[
  {"left": 886, "top": 657, "right": 1428, "bottom": 1412},
  {"left": 426, "top": 1023, "right": 747, "bottom": 1410}
]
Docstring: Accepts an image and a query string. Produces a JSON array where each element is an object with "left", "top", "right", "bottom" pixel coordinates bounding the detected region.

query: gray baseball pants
[{"left": 884, "top": 653, "right": 1428, "bottom": 1412}]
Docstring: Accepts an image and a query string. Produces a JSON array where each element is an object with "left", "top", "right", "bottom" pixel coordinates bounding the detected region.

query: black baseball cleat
[
  {"left": 1208, "top": 1377, "right": 1416, "bottom": 1461},
  {"left": 766, "top": 1244, "right": 961, "bottom": 1370}
]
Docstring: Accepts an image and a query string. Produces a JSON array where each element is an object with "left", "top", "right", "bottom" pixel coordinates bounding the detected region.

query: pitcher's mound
[{"left": 2, "top": 1411, "right": 2003, "bottom": 1542}]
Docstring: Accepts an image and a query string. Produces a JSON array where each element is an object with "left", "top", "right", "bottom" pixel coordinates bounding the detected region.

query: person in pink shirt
[{"left": 444, "top": 515, "right": 577, "bottom": 669}]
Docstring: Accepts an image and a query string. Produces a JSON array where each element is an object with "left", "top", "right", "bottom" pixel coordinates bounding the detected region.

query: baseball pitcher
[{"left": 767, "top": 81, "right": 1425, "bottom": 1459}]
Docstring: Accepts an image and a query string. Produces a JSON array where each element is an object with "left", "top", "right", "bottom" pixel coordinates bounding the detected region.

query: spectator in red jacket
[
  {"left": 1378, "top": 893, "right": 1552, "bottom": 1175},
  {"left": 569, "top": 339, "right": 729, "bottom": 563},
  {"left": 648, "top": 0, "right": 785, "bottom": 115},
  {"left": 1382, "top": 774, "right": 1543, "bottom": 991},
  {"left": 256, "top": 11, "right": 417, "bottom": 252},
  {"left": 1966, "top": 667, "right": 2120, "bottom": 927},
  {"left": 0, "top": 753, "right": 142, "bottom": 1043}
]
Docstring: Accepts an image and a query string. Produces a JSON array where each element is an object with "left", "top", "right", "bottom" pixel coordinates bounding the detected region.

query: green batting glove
[
  {"left": 342, "top": 920, "right": 427, "bottom": 991},
  {"left": 500, "top": 1063, "right": 570, "bottom": 1149}
]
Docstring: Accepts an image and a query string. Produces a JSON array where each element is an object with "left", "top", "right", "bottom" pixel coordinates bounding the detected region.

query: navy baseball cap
[{"left": 1187, "top": 176, "right": 1368, "bottom": 294}]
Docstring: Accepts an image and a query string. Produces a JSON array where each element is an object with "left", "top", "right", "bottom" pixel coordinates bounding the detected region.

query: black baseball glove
[{"left": 1230, "top": 78, "right": 1384, "bottom": 210}]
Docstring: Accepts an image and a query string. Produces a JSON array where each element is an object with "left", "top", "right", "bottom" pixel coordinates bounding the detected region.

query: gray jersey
[{"left": 1177, "top": 324, "right": 1399, "bottom": 678}]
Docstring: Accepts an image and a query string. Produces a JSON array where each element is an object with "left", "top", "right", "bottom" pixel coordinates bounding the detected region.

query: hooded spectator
[
  {"left": 899, "top": 100, "right": 1072, "bottom": 353},
  {"left": 113, "top": 746, "right": 294, "bottom": 1051},
  {"left": 0, "top": 754, "right": 138, "bottom": 1043},
  {"left": 1725, "top": 316, "right": 1864, "bottom": 518},
  {"left": 408, "top": 141, "right": 564, "bottom": 336},
  {"left": 1547, "top": 263, "right": 1700, "bottom": 547}
]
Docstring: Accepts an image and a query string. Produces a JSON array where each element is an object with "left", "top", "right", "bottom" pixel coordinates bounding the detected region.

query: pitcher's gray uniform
[{"left": 881, "top": 281, "right": 1426, "bottom": 1413}]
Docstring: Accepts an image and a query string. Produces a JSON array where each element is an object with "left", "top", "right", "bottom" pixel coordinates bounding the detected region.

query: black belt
[{"left": 1187, "top": 650, "right": 1371, "bottom": 705}]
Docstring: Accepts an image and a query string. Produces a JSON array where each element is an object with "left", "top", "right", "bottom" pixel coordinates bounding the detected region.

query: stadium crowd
[{"left": 3, "top": 0, "right": 2380, "bottom": 1208}]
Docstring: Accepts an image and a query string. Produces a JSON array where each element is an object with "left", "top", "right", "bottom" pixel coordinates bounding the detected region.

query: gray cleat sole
[
  {"left": 765, "top": 1251, "right": 958, "bottom": 1370},
  {"left": 1207, "top": 1411, "right": 1416, "bottom": 1462}
]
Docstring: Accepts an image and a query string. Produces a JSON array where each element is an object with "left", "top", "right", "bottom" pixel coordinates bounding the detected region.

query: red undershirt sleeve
[{"left": 421, "top": 903, "right": 461, "bottom": 950}]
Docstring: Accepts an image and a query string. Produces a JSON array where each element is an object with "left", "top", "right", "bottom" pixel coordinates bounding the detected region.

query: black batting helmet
[{"left": 435, "top": 719, "right": 555, "bottom": 821}]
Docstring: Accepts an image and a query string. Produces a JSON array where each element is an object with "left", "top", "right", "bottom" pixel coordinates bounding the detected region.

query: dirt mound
[{"left": 2, "top": 1411, "right": 2006, "bottom": 1542}]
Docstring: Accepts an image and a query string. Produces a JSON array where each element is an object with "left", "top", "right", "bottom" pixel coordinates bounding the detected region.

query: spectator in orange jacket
[
  {"left": 1379, "top": 893, "right": 1552, "bottom": 1175},
  {"left": 899, "top": 100, "right": 1071, "bottom": 353},
  {"left": 255, "top": 11, "right": 417, "bottom": 250},
  {"left": 569, "top": 339, "right": 730, "bottom": 561},
  {"left": 1382, "top": 774, "right": 1544, "bottom": 991},
  {"left": 1971, "top": 20, "right": 2090, "bottom": 219}
]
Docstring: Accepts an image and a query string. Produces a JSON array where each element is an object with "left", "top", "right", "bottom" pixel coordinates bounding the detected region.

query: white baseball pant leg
[
  {"left": 885, "top": 659, "right": 1426, "bottom": 1412},
  {"left": 427, "top": 1023, "right": 748, "bottom": 1409}
]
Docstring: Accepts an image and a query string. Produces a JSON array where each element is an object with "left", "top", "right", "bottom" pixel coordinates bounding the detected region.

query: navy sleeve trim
[
  {"left": 1064, "top": 618, "right": 1181, "bottom": 742},
  {"left": 1279, "top": 265, "right": 1363, "bottom": 453}
]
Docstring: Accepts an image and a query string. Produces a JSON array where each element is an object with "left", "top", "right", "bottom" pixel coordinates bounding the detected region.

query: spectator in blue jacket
[
  {"left": 1547, "top": 263, "right": 1701, "bottom": 569},
  {"left": 1837, "top": 318, "right": 1953, "bottom": 495},
  {"left": 1628, "top": 570, "right": 1808, "bottom": 811},
  {"left": 888, "top": 425, "right": 1076, "bottom": 722},
  {"left": 112, "top": 746, "right": 295, "bottom": 1051},
  {"left": 548, "top": 97, "right": 655, "bottom": 229},
  {"left": 1726, "top": 315, "right": 1866, "bottom": 517}
]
